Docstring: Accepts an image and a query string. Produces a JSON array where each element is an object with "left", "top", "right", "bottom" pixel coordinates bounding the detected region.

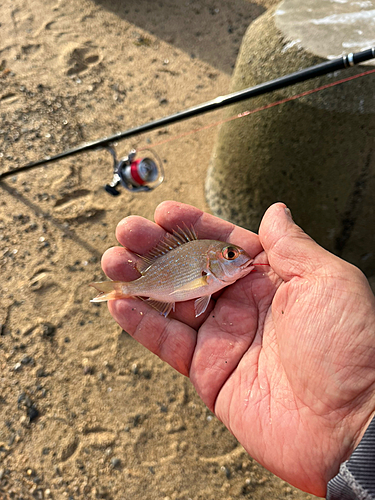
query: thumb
[{"left": 259, "top": 203, "right": 338, "bottom": 281}]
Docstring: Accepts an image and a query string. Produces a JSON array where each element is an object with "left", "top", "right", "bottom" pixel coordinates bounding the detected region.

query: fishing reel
[{"left": 104, "top": 146, "right": 164, "bottom": 196}]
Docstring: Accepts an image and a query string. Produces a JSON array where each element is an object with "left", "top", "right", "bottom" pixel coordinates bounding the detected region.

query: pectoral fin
[
  {"left": 170, "top": 275, "right": 209, "bottom": 295},
  {"left": 194, "top": 295, "right": 211, "bottom": 317}
]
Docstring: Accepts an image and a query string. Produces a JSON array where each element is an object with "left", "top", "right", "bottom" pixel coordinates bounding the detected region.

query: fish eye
[{"left": 223, "top": 246, "right": 239, "bottom": 260}]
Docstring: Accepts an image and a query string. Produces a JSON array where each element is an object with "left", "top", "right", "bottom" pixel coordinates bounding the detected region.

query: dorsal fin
[{"left": 136, "top": 224, "right": 197, "bottom": 274}]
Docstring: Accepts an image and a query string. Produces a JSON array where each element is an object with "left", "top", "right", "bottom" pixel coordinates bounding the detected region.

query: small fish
[{"left": 90, "top": 226, "right": 254, "bottom": 317}]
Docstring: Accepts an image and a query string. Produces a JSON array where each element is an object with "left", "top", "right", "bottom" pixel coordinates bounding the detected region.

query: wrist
[
  {"left": 326, "top": 393, "right": 375, "bottom": 488},
  {"left": 353, "top": 407, "right": 375, "bottom": 451},
  {"left": 327, "top": 413, "right": 375, "bottom": 499}
]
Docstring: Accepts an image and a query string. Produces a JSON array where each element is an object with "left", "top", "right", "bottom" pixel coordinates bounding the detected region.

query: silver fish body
[{"left": 91, "top": 227, "right": 253, "bottom": 317}]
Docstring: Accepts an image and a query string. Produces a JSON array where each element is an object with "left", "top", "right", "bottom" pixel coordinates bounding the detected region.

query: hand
[{"left": 101, "top": 201, "right": 375, "bottom": 496}]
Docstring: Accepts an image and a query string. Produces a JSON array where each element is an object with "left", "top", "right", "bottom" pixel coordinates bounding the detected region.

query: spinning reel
[{"left": 103, "top": 147, "right": 164, "bottom": 196}]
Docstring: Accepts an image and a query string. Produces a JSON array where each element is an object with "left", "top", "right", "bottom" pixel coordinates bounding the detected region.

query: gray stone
[
  {"left": 206, "top": 2, "right": 375, "bottom": 275},
  {"left": 110, "top": 457, "right": 121, "bottom": 468}
]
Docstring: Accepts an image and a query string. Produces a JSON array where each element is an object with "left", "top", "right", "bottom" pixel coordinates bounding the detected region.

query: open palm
[{"left": 101, "top": 201, "right": 375, "bottom": 497}]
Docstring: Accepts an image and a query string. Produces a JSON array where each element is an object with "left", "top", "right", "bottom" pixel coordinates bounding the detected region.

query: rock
[
  {"left": 21, "top": 355, "right": 34, "bottom": 365},
  {"left": 20, "top": 415, "right": 28, "bottom": 427},
  {"left": 110, "top": 457, "right": 121, "bottom": 468},
  {"left": 18, "top": 392, "right": 26, "bottom": 405},
  {"left": 131, "top": 363, "right": 139, "bottom": 375}
]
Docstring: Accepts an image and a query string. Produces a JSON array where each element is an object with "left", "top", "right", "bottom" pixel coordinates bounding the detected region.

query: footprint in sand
[
  {"left": 63, "top": 43, "right": 101, "bottom": 76},
  {"left": 53, "top": 189, "right": 105, "bottom": 224}
]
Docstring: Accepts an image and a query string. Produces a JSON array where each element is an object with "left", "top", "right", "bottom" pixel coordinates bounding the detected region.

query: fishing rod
[{"left": 1, "top": 47, "right": 374, "bottom": 195}]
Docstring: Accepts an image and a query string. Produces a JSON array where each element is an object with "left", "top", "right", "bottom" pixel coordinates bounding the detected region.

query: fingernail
[{"left": 284, "top": 207, "right": 293, "bottom": 221}]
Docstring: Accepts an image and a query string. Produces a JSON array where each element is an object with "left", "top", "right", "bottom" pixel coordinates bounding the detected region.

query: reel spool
[{"left": 104, "top": 147, "right": 164, "bottom": 196}]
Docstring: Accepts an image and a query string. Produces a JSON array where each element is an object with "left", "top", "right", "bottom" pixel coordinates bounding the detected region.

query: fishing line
[{"left": 138, "top": 67, "right": 375, "bottom": 152}]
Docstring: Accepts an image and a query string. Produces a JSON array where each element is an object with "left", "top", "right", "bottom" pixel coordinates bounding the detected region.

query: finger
[
  {"left": 101, "top": 246, "right": 141, "bottom": 281},
  {"left": 259, "top": 202, "right": 342, "bottom": 281},
  {"left": 154, "top": 201, "right": 263, "bottom": 258},
  {"left": 108, "top": 298, "right": 197, "bottom": 376},
  {"left": 115, "top": 215, "right": 166, "bottom": 252},
  {"left": 102, "top": 217, "right": 164, "bottom": 281}
]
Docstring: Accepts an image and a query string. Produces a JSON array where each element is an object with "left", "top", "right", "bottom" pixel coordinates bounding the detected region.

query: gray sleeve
[{"left": 327, "top": 416, "right": 375, "bottom": 500}]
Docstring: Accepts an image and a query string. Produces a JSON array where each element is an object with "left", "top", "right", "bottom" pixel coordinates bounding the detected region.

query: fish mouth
[
  {"left": 244, "top": 257, "right": 253, "bottom": 267},
  {"left": 238, "top": 258, "right": 254, "bottom": 276},
  {"left": 241, "top": 258, "right": 254, "bottom": 270}
]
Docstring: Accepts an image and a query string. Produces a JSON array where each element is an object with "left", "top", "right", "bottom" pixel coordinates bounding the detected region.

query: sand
[{"left": 0, "top": 0, "right": 316, "bottom": 498}]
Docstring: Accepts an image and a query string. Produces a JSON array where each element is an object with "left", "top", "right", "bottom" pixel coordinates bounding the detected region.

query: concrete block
[{"left": 206, "top": 1, "right": 375, "bottom": 274}]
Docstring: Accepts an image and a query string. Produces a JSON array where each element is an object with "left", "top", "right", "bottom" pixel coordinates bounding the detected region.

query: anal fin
[
  {"left": 194, "top": 295, "right": 211, "bottom": 317},
  {"left": 141, "top": 298, "right": 175, "bottom": 317}
]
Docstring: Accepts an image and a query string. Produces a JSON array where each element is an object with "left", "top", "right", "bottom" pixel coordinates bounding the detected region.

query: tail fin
[{"left": 90, "top": 281, "right": 129, "bottom": 302}]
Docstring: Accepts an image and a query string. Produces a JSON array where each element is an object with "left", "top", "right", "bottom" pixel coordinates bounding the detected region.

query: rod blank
[{"left": 1, "top": 47, "right": 374, "bottom": 181}]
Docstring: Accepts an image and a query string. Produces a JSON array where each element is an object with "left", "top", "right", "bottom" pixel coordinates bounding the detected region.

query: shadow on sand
[
  {"left": 92, "top": 0, "right": 265, "bottom": 74},
  {"left": 0, "top": 180, "right": 103, "bottom": 260}
]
